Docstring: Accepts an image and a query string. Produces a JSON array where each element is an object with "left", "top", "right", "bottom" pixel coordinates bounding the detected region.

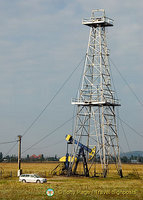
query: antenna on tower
[{"left": 67, "top": 9, "right": 123, "bottom": 178}]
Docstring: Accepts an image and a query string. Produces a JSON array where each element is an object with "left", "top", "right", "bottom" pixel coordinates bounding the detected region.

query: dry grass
[{"left": 0, "top": 162, "right": 143, "bottom": 200}]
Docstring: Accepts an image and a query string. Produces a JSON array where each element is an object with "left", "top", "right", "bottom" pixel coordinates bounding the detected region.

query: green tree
[{"left": 0, "top": 152, "right": 3, "bottom": 162}]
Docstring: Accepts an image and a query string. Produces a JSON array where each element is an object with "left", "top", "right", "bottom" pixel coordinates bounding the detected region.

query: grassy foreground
[{"left": 0, "top": 163, "right": 143, "bottom": 200}]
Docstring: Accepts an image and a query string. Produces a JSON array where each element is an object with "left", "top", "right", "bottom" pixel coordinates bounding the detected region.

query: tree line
[
  {"left": 0, "top": 152, "right": 58, "bottom": 162},
  {"left": 0, "top": 152, "right": 143, "bottom": 163}
]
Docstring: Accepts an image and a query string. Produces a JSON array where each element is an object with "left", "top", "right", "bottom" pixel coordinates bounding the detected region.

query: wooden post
[{"left": 17, "top": 135, "right": 22, "bottom": 176}]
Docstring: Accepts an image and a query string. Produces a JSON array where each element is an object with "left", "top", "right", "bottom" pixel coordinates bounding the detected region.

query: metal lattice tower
[{"left": 69, "top": 9, "right": 123, "bottom": 177}]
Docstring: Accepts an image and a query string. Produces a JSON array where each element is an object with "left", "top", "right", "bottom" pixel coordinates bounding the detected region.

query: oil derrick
[{"left": 69, "top": 9, "right": 123, "bottom": 178}]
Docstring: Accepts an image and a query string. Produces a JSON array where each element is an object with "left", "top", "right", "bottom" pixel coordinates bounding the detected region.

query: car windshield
[{"left": 34, "top": 174, "right": 40, "bottom": 178}]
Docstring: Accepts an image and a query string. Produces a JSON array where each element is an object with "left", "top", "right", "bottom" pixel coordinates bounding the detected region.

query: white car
[{"left": 19, "top": 174, "right": 47, "bottom": 183}]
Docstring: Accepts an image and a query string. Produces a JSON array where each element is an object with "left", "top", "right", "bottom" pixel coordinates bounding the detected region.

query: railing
[
  {"left": 72, "top": 98, "right": 120, "bottom": 106},
  {"left": 82, "top": 17, "right": 113, "bottom": 26}
]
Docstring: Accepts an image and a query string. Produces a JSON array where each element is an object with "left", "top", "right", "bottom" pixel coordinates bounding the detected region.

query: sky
[{"left": 0, "top": 0, "right": 143, "bottom": 158}]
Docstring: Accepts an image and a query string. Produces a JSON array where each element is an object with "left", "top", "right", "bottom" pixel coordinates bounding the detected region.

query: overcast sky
[{"left": 0, "top": 0, "right": 143, "bottom": 157}]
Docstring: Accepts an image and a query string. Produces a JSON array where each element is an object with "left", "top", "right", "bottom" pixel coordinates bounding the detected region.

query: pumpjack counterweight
[{"left": 69, "top": 9, "right": 123, "bottom": 177}]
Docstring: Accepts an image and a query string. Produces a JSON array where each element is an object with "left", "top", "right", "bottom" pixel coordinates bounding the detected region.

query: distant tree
[
  {"left": 46, "top": 156, "right": 59, "bottom": 161},
  {"left": 10, "top": 155, "right": 18, "bottom": 162},
  {"left": 95, "top": 156, "right": 100, "bottom": 163},
  {"left": 121, "top": 156, "right": 128, "bottom": 163},
  {"left": 138, "top": 156, "right": 143, "bottom": 163},
  {"left": 5, "top": 155, "right": 10, "bottom": 162},
  {"left": 40, "top": 154, "right": 44, "bottom": 162},
  {"left": 0, "top": 152, "right": 3, "bottom": 162}
]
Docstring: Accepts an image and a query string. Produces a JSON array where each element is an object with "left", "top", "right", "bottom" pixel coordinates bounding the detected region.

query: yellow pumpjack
[{"left": 59, "top": 134, "right": 96, "bottom": 176}]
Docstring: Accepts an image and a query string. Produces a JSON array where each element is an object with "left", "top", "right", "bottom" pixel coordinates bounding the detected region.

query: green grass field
[{"left": 0, "top": 162, "right": 143, "bottom": 200}]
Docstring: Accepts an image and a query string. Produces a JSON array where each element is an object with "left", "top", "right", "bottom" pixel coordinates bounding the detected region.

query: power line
[
  {"left": 110, "top": 59, "right": 142, "bottom": 146},
  {"left": 72, "top": 55, "right": 86, "bottom": 134},
  {"left": 22, "top": 56, "right": 84, "bottom": 138},
  {"left": 110, "top": 58, "right": 143, "bottom": 107},
  {"left": 27, "top": 139, "right": 64, "bottom": 151},
  {"left": 118, "top": 116, "right": 143, "bottom": 138},
  {"left": 22, "top": 115, "right": 75, "bottom": 154},
  {"left": 3, "top": 57, "right": 84, "bottom": 157},
  {"left": 3, "top": 141, "right": 18, "bottom": 158},
  {"left": 0, "top": 140, "right": 18, "bottom": 145},
  {"left": 119, "top": 118, "right": 131, "bottom": 152}
]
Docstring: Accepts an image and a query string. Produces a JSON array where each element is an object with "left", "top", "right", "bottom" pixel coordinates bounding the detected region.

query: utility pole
[{"left": 17, "top": 135, "right": 22, "bottom": 176}]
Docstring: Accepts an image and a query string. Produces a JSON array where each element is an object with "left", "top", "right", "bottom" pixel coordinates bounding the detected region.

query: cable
[
  {"left": 26, "top": 139, "right": 64, "bottom": 151},
  {"left": 110, "top": 60, "right": 141, "bottom": 148},
  {"left": 110, "top": 58, "right": 143, "bottom": 107},
  {"left": 3, "top": 141, "right": 18, "bottom": 158},
  {"left": 2, "top": 56, "right": 84, "bottom": 157},
  {"left": 0, "top": 140, "right": 18, "bottom": 145},
  {"left": 119, "top": 118, "right": 131, "bottom": 152},
  {"left": 22, "top": 56, "right": 84, "bottom": 138},
  {"left": 72, "top": 55, "right": 86, "bottom": 134},
  {"left": 118, "top": 116, "right": 143, "bottom": 138},
  {"left": 110, "top": 59, "right": 143, "bottom": 150},
  {"left": 22, "top": 115, "right": 75, "bottom": 154},
  {"left": 109, "top": 59, "right": 119, "bottom": 100}
]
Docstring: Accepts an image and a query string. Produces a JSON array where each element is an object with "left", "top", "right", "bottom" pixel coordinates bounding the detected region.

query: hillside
[{"left": 121, "top": 151, "right": 143, "bottom": 158}]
